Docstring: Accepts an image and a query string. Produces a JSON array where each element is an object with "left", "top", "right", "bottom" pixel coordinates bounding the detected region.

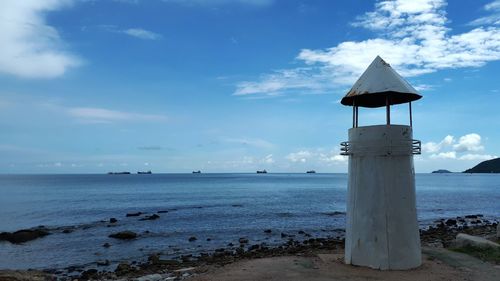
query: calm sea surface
[{"left": 0, "top": 173, "right": 498, "bottom": 270}]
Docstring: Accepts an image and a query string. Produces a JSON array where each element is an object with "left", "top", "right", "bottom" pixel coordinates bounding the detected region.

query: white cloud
[
  {"left": 0, "top": 0, "right": 81, "bottom": 78},
  {"left": 67, "top": 107, "right": 167, "bottom": 123},
  {"left": 459, "top": 154, "right": 496, "bottom": 161},
  {"left": 286, "top": 150, "right": 312, "bottom": 163},
  {"left": 235, "top": 0, "right": 500, "bottom": 96},
  {"left": 453, "top": 133, "right": 484, "bottom": 152},
  {"left": 286, "top": 149, "right": 347, "bottom": 164},
  {"left": 261, "top": 154, "right": 274, "bottom": 164},
  {"left": 424, "top": 133, "right": 495, "bottom": 161},
  {"left": 123, "top": 28, "right": 162, "bottom": 40},
  {"left": 413, "top": 84, "right": 434, "bottom": 91},
  {"left": 422, "top": 135, "right": 454, "bottom": 153},
  {"left": 99, "top": 25, "right": 162, "bottom": 40},
  {"left": 234, "top": 67, "right": 331, "bottom": 96},
  {"left": 469, "top": 0, "right": 500, "bottom": 26},
  {"left": 486, "top": 0, "right": 500, "bottom": 11},
  {"left": 319, "top": 151, "right": 348, "bottom": 163},
  {"left": 221, "top": 137, "right": 274, "bottom": 149},
  {"left": 430, "top": 151, "right": 456, "bottom": 159}
]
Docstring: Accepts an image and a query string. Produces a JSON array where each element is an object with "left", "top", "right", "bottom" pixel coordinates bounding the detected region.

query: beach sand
[{"left": 188, "top": 248, "right": 499, "bottom": 281}]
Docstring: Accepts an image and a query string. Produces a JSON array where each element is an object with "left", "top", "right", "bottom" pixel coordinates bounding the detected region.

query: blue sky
[{"left": 1, "top": 0, "right": 499, "bottom": 173}]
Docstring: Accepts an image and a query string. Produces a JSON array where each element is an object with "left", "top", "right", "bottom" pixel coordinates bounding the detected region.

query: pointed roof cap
[{"left": 341, "top": 56, "right": 422, "bottom": 108}]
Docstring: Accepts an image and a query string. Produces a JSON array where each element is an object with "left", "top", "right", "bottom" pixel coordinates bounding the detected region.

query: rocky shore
[{"left": 0, "top": 214, "right": 497, "bottom": 281}]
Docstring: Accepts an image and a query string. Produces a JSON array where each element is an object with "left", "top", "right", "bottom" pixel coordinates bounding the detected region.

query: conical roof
[{"left": 341, "top": 56, "right": 422, "bottom": 108}]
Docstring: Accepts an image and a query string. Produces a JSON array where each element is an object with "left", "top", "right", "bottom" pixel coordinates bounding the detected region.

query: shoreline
[{"left": 0, "top": 214, "right": 498, "bottom": 280}]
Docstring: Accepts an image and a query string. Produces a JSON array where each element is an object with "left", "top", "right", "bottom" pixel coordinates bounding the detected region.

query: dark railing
[
  {"left": 340, "top": 141, "right": 350, "bottom": 156},
  {"left": 340, "top": 140, "right": 421, "bottom": 155},
  {"left": 412, "top": 140, "right": 421, "bottom": 155}
]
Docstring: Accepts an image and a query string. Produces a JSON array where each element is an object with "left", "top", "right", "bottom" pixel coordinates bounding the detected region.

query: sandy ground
[{"left": 189, "top": 248, "right": 500, "bottom": 281}]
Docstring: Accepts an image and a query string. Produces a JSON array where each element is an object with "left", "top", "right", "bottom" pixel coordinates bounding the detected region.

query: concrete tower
[{"left": 341, "top": 56, "right": 422, "bottom": 270}]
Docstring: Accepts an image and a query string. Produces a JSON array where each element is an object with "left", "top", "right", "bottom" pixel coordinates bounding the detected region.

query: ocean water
[{"left": 0, "top": 173, "right": 498, "bottom": 270}]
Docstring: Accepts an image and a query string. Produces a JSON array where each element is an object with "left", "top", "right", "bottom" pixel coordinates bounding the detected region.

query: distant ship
[
  {"left": 306, "top": 170, "right": 316, "bottom": 174},
  {"left": 107, "top": 171, "right": 131, "bottom": 175},
  {"left": 256, "top": 170, "right": 267, "bottom": 174},
  {"left": 192, "top": 170, "right": 201, "bottom": 174},
  {"left": 137, "top": 170, "right": 152, "bottom": 174}
]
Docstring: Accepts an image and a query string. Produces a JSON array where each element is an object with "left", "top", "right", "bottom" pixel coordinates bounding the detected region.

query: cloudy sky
[{"left": 1, "top": 0, "right": 499, "bottom": 173}]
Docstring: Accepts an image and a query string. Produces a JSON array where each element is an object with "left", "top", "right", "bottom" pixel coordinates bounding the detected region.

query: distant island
[
  {"left": 432, "top": 169, "right": 452, "bottom": 173},
  {"left": 463, "top": 157, "right": 500, "bottom": 173}
]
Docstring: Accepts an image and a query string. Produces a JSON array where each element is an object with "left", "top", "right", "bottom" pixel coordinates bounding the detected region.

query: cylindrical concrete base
[{"left": 344, "top": 125, "right": 421, "bottom": 270}]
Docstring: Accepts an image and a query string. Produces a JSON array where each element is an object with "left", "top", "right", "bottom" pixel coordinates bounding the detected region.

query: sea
[{"left": 0, "top": 173, "right": 498, "bottom": 270}]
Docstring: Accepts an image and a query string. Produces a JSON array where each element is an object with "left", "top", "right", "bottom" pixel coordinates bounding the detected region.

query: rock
[
  {"left": 0, "top": 229, "right": 50, "bottom": 244},
  {"left": 465, "top": 215, "right": 478, "bottom": 219},
  {"left": 102, "top": 242, "right": 111, "bottom": 248},
  {"left": 264, "top": 229, "right": 272, "bottom": 233},
  {"left": 445, "top": 219, "right": 457, "bottom": 226},
  {"left": 239, "top": 238, "right": 249, "bottom": 244},
  {"left": 66, "top": 266, "right": 81, "bottom": 273},
  {"left": 139, "top": 214, "right": 160, "bottom": 221},
  {"left": 227, "top": 242, "right": 234, "bottom": 247},
  {"left": 497, "top": 223, "right": 500, "bottom": 239},
  {"left": 181, "top": 255, "right": 192, "bottom": 262},
  {"left": 281, "top": 233, "right": 288, "bottom": 238},
  {"left": 157, "top": 259, "right": 181, "bottom": 267},
  {"left": 62, "top": 229, "right": 73, "bottom": 234},
  {"left": 110, "top": 218, "right": 118, "bottom": 223},
  {"left": 80, "top": 268, "right": 98, "bottom": 280},
  {"left": 126, "top": 212, "right": 142, "bottom": 217},
  {"left": 148, "top": 253, "right": 161, "bottom": 264},
  {"left": 157, "top": 210, "right": 169, "bottom": 213},
  {"left": 231, "top": 204, "right": 243, "bottom": 207},
  {"left": 188, "top": 236, "right": 197, "bottom": 242},
  {"left": 298, "top": 230, "right": 305, "bottom": 235},
  {"left": 115, "top": 262, "right": 131, "bottom": 275},
  {"left": 206, "top": 238, "right": 212, "bottom": 241},
  {"left": 453, "top": 233, "right": 500, "bottom": 249},
  {"left": 97, "top": 259, "right": 110, "bottom": 266},
  {"left": 109, "top": 231, "right": 137, "bottom": 240},
  {"left": 248, "top": 244, "right": 260, "bottom": 251}
]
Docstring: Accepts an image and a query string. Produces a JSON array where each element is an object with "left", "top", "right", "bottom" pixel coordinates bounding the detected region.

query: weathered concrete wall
[{"left": 345, "top": 125, "right": 421, "bottom": 270}]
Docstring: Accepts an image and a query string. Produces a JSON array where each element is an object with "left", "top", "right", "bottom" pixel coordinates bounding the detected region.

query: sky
[{"left": 0, "top": 0, "right": 500, "bottom": 174}]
